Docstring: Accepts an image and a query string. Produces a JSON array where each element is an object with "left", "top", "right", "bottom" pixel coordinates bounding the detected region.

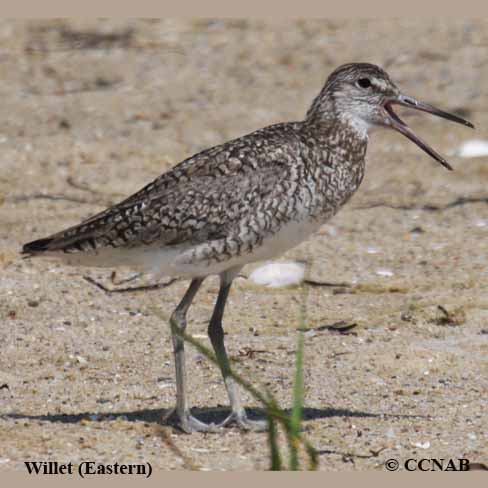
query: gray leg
[
  {"left": 164, "top": 278, "right": 217, "bottom": 433},
  {"left": 208, "top": 273, "right": 267, "bottom": 431}
]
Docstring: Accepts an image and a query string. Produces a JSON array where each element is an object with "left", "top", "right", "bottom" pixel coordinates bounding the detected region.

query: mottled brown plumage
[
  {"left": 22, "top": 63, "right": 473, "bottom": 432},
  {"left": 23, "top": 120, "right": 367, "bottom": 273}
]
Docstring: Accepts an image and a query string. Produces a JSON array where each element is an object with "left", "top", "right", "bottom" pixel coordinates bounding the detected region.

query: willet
[{"left": 22, "top": 63, "right": 474, "bottom": 433}]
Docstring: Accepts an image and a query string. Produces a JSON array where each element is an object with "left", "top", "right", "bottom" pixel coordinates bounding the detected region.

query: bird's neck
[
  {"left": 301, "top": 116, "right": 369, "bottom": 162},
  {"left": 300, "top": 113, "right": 368, "bottom": 203},
  {"left": 305, "top": 95, "right": 370, "bottom": 141}
]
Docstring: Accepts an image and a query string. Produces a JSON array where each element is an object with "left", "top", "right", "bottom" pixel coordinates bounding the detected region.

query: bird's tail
[{"left": 22, "top": 237, "right": 56, "bottom": 256}]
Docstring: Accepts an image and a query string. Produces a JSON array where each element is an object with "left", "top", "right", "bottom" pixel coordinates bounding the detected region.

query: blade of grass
[
  {"left": 150, "top": 305, "right": 318, "bottom": 470},
  {"left": 288, "top": 330, "right": 305, "bottom": 470},
  {"left": 268, "top": 415, "right": 283, "bottom": 471},
  {"left": 305, "top": 441, "right": 319, "bottom": 470},
  {"left": 287, "top": 267, "right": 311, "bottom": 470}
]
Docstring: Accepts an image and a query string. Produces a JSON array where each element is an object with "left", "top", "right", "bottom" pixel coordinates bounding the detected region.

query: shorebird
[{"left": 22, "top": 63, "right": 473, "bottom": 433}]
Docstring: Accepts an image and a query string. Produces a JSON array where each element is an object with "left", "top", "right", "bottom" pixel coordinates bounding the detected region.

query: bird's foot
[
  {"left": 163, "top": 408, "right": 218, "bottom": 434},
  {"left": 218, "top": 410, "right": 268, "bottom": 432}
]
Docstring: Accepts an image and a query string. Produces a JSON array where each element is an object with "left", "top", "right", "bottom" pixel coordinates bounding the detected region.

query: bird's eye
[{"left": 357, "top": 78, "right": 372, "bottom": 89}]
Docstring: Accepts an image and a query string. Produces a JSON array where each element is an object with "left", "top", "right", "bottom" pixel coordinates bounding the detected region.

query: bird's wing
[{"left": 23, "top": 125, "right": 302, "bottom": 254}]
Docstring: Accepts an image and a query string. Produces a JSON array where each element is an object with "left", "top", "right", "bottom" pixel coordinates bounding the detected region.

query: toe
[
  {"left": 164, "top": 409, "right": 218, "bottom": 433},
  {"left": 183, "top": 415, "right": 219, "bottom": 433},
  {"left": 237, "top": 417, "right": 268, "bottom": 432},
  {"left": 218, "top": 411, "right": 268, "bottom": 431}
]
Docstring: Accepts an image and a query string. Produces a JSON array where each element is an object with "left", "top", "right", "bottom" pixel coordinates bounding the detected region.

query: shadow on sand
[{"left": 3, "top": 405, "right": 430, "bottom": 427}]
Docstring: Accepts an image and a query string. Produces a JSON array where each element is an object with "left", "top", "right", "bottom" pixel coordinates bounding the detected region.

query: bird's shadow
[{"left": 3, "top": 405, "right": 429, "bottom": 428}]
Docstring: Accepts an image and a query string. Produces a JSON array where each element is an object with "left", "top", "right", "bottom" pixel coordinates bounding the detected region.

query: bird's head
[{"left": 307, "top": 63, "right": 474, "bottom": 170}]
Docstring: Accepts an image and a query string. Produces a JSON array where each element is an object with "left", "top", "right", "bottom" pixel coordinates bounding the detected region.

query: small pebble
[
  {"left": 413, "top": 441, "right": 431, "bottom": 449},
  {"left": 59, "top": 119, "right": 71, "bottom": 130},
  {"left": 375, "top": 269, "right": 394, "bottom": 277},
  {"left": 456, "top": 139, "right": 488, "bottom": 158},
  {"left": 366, "top": 246, "right": 380, "bottom": 254}
]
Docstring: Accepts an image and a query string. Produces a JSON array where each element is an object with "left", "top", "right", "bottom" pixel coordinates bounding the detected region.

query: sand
[{"left": 0, "top": 19, "right": 487, "bottom": 471}]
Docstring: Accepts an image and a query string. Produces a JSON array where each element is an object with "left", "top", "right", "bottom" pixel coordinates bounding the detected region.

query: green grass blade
[
  {"left": 288, "top": 330, "right": 304, "bottom": 470},
  {"left": 268, "top": 415, "right": 283, "bottom": 470},
  {"left": 151, "top": 305, "right": 319, "bottom": 470},
  {"left": 304, "top": 441, "right": 319, "bottom": 471}
]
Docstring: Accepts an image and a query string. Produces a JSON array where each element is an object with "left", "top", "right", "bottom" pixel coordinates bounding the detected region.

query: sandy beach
[{"left": 0, "top": 19, "right": 487, "bottom": 470}]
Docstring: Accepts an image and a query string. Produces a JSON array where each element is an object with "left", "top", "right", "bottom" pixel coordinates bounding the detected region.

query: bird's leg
[
  {"left": 164, "top": 277, "right": 217, "bottom": 433},
  {"left": 208, "top": 275, "right": 267, "bottom": 432}
]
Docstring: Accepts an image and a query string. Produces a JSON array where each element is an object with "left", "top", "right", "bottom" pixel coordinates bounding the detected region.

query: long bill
[{"left": 384, "top": 94, "right": 475, "bottom": 171}]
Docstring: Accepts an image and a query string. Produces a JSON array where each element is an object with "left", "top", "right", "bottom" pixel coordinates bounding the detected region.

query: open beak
[{"left": 384, "top": 94, "right": 474, "bottom": 170}]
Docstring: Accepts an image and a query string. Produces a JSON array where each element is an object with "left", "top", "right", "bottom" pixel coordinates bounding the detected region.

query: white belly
[
  {"left": 52, "top": 218, "right": 322, "bottom": 279},
  {"left": 168, "top": 218, "right": 322, "bottom": 277}
]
